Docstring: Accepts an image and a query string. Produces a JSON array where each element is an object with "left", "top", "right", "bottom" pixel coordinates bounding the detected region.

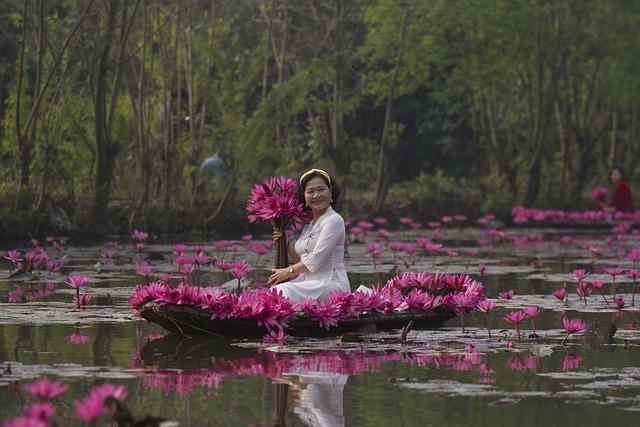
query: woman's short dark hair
[
  {"left": 297, "top": 169, "right": 342, "bottom": 210},
  {"left": 609, "top": 166, "right": 628, "bottom": 183}
]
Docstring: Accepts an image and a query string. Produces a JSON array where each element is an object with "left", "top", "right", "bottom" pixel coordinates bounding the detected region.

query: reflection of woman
[
  {"left": 286, "top": 372, "right": 348, "bottom": 427},
  {"left": 600, "top": 166, "right": 634, "bottom": 213},
  {"left": 268, "top": 169, "right": 350, "bottom": 303}
]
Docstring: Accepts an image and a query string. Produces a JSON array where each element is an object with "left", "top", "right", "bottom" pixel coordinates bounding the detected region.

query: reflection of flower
[
  {"left": 562, "top": 353, "right": 582, "bottom": 371},
  {"left": 504, "top": 354, "right": 539, "bottom": 371},
  {"left": 68, "top": 331, "right": 91, "bottom": 345},
  {"left": 136, "top": 349, "right": 486, "bottom": 396},
  {"left": 263, "top": 329, "right": 289, "bottom": 346}
]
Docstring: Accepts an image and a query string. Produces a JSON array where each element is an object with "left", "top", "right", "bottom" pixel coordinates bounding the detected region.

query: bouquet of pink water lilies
[{"left": 246, "top": 176, "right": 309, "bottom": 268}]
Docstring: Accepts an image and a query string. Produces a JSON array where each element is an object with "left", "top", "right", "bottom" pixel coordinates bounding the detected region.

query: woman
[
  {"left": 600, "top": 166, "right": 634, "bottom": 213},
  {"left": 267, "top": 169, "right": 350, "bottom": 303}
]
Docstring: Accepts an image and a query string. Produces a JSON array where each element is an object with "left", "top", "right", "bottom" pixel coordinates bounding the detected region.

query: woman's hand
[
  {"left": 268, "top": 267, "right": 292, "bottom": 286},
  {"left": 599, "top": 202, "right": 614, "bottom": 213},
  {"left": 273, "top": 227, "right": 285, "bottom": 242}
]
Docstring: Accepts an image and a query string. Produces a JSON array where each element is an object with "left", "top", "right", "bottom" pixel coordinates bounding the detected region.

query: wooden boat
[{"left": 139, "top": 301, "right": 455, "bottom": 338}]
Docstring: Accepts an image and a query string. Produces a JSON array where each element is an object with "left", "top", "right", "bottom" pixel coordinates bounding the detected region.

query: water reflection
[{"left": 136, "top": 334, "right": 498, "bottom": 426}]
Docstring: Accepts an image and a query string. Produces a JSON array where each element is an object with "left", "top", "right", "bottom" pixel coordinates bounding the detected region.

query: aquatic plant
[
  {"left": 576, "top": 282, "right": 592, "bottom": 305},
  {"left": 604, "top": 267, "right": 625, "bottom": 298},
  {"left": 475, "top": 300, "right": 497, "bottom": 338},
  {"left": 626, "top": 269, "right": 639, "bottom": 306},
  {"left": 561, "top": 317, "right": 586, "bottom": 345},
  {"left": 523, "top": 306, "right": 542, "bottom": 338},
  {"left": 591, "top": 280, "right": 608, "bottom": 304},
  {"left": 503, "top": 310, "right": 527, "bottom": 342},
  {"left": 65, "top": 275, "right": 91, "bottom": 309},
  {"left": 23, "top": 379, "right": 69, "bottom": 401},
  {"left": 367, "top": 243, "right": 383, "bottom": 270},
  {"left": 499, "top": 290, "right": 514, "bottom": 300}
]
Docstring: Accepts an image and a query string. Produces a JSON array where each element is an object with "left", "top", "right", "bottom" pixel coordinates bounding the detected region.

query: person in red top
[{"left": 600, "top": 166, "right": 634, "bottom": 213}]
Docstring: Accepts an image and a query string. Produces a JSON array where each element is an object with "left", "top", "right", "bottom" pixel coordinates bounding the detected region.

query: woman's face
[
  {"left": 610, "top": 169, "right": 622, "bottom": 184},
  {"left": 304, "top": 176, "right": 332, "bottom": 215}
]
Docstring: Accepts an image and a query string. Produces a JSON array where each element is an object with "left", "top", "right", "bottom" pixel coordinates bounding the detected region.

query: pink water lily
[
  {"left": 5, "top": 249, "right": 23, "bottom": 264},
  {"left": 476, "top": 300, "right": 497, "bottom": 338},
  {"left": 136, "top": 267, "right": 155, "bottom": 277},
  {"left": 576, "top": 282, "right": 592, "bottom": 305},
  {"left": 552, "top": 288, "right": 567, "bottom": 302},
  {"left": 446, "top": 292, "right": 477, "bottom": 332},
  {"left": 561, "top": 317, "right": 586, "bottom": 345},
  {"left": 523, "top": 306, "right": 542, "bottom": 338},
  {"left": 503, "top": 310, "right": 527, "bottom": 342},
  {"left": 73, "top": 293, "right": 93, "bottom": 308},
  {"left": 131, "top": 229, "right": 149, "bottom": 242},
  {"left": 499, "top": 289, "right": 514, "bottom": 300},
  {"left": 604, "top": 267, "right": 625, "bottom": 298},
  {"left": 23, "top": 379, "right": 69, "bottom": 401},
  {"left": 65, "top": 275, "right": 91, "bottom": 309},
  {"left": 627, "top": 269, "right": 640, "bottom": 306},
  {"left": 246, "top": 176, "right": 307, "bottom": 227},
  {"left": 570, "top": 269, "right": 589, "bottom": 282},
  {"left": 591, "top": 280, "right": 608, "bottom": 304}
]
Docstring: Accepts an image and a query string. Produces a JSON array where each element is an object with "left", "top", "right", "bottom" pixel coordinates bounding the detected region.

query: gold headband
[{"left": 299, "top": 168, "right": 331, "bottom": 187}]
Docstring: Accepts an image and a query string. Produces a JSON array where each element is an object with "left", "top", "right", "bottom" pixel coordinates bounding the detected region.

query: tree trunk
[
  {"left": 89, "top": 0, "right": 138, "bottom": 231},
  {"left": 372, "top": 1, "right": 411, "bottom": 214},
  {"left": 331, "top": 0, "right": 346, "bottom": 175}
]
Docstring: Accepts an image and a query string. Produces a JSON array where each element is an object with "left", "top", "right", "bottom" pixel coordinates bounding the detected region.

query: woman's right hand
[{"left": 273, "top": 227, "right": 284, "bottom": 242}]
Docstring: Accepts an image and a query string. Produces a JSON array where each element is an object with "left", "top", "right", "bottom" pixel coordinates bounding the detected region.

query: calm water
[{"left": 2, "top": 225, "right": 640, "bottom": 426}]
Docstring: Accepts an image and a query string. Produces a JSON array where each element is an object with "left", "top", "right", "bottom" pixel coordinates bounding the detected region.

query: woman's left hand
[{"left": 268, "top": 267, "right": 291, "bottom": 286}]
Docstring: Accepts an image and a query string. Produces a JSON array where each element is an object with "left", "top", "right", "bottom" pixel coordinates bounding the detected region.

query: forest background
[{"left": 0, "top": 0, "right": 638, "bottom": 240}]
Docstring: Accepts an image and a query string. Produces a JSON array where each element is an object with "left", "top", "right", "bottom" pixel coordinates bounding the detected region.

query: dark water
[{"left": 2, "top": 226, "right": 640, "bottom": 426}]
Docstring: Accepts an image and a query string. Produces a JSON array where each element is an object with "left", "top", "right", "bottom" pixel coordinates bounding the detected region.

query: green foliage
[{"left": 1, "top": 0, "right": 639, "bottom": 238}]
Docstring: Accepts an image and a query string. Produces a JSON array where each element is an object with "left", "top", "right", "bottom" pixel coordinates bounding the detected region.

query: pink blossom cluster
[
  {"left": 4, "top": 245, "right": 65, "bottom": 277},
  {"left": 129, "top": 271, "right": 485, "bottom": 332},
  {"left": 130, "top": 283, "right": 300, "bottom": 330},
  {"left": 591, "top": 186, "right": 609, "bottom": 202},
  {"left": 246, "top": 176, "right": 309, "bottom": 227},
  {"left": 3, "top": 379, "right": 128, "bottom": 426},
  {"left": 511, "top": 205, "right": 640, "bottom": 224}
]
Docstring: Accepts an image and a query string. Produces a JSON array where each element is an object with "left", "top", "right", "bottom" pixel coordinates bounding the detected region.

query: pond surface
[{"left": 2, "top": 224, "right": 640, "bottom": 426}]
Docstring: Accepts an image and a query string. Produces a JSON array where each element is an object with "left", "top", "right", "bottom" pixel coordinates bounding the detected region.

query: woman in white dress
[{"left": 267, "top": 169, "right": 350, "bottom": 303}]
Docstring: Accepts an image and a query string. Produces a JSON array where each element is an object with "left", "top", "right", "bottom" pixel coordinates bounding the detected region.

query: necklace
[{"left": 302, "top": 207, "right": 332, "bottom": 243}]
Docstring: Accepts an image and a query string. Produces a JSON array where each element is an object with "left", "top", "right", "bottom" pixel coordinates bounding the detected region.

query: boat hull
[{"left": 139, "top": 302, "right": 455, "bottom": 338}]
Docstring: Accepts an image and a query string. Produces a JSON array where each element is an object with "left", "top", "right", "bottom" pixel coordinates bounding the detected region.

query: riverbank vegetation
[{"left": 1, "top": 0, "right": 638, "bottom": 239}]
